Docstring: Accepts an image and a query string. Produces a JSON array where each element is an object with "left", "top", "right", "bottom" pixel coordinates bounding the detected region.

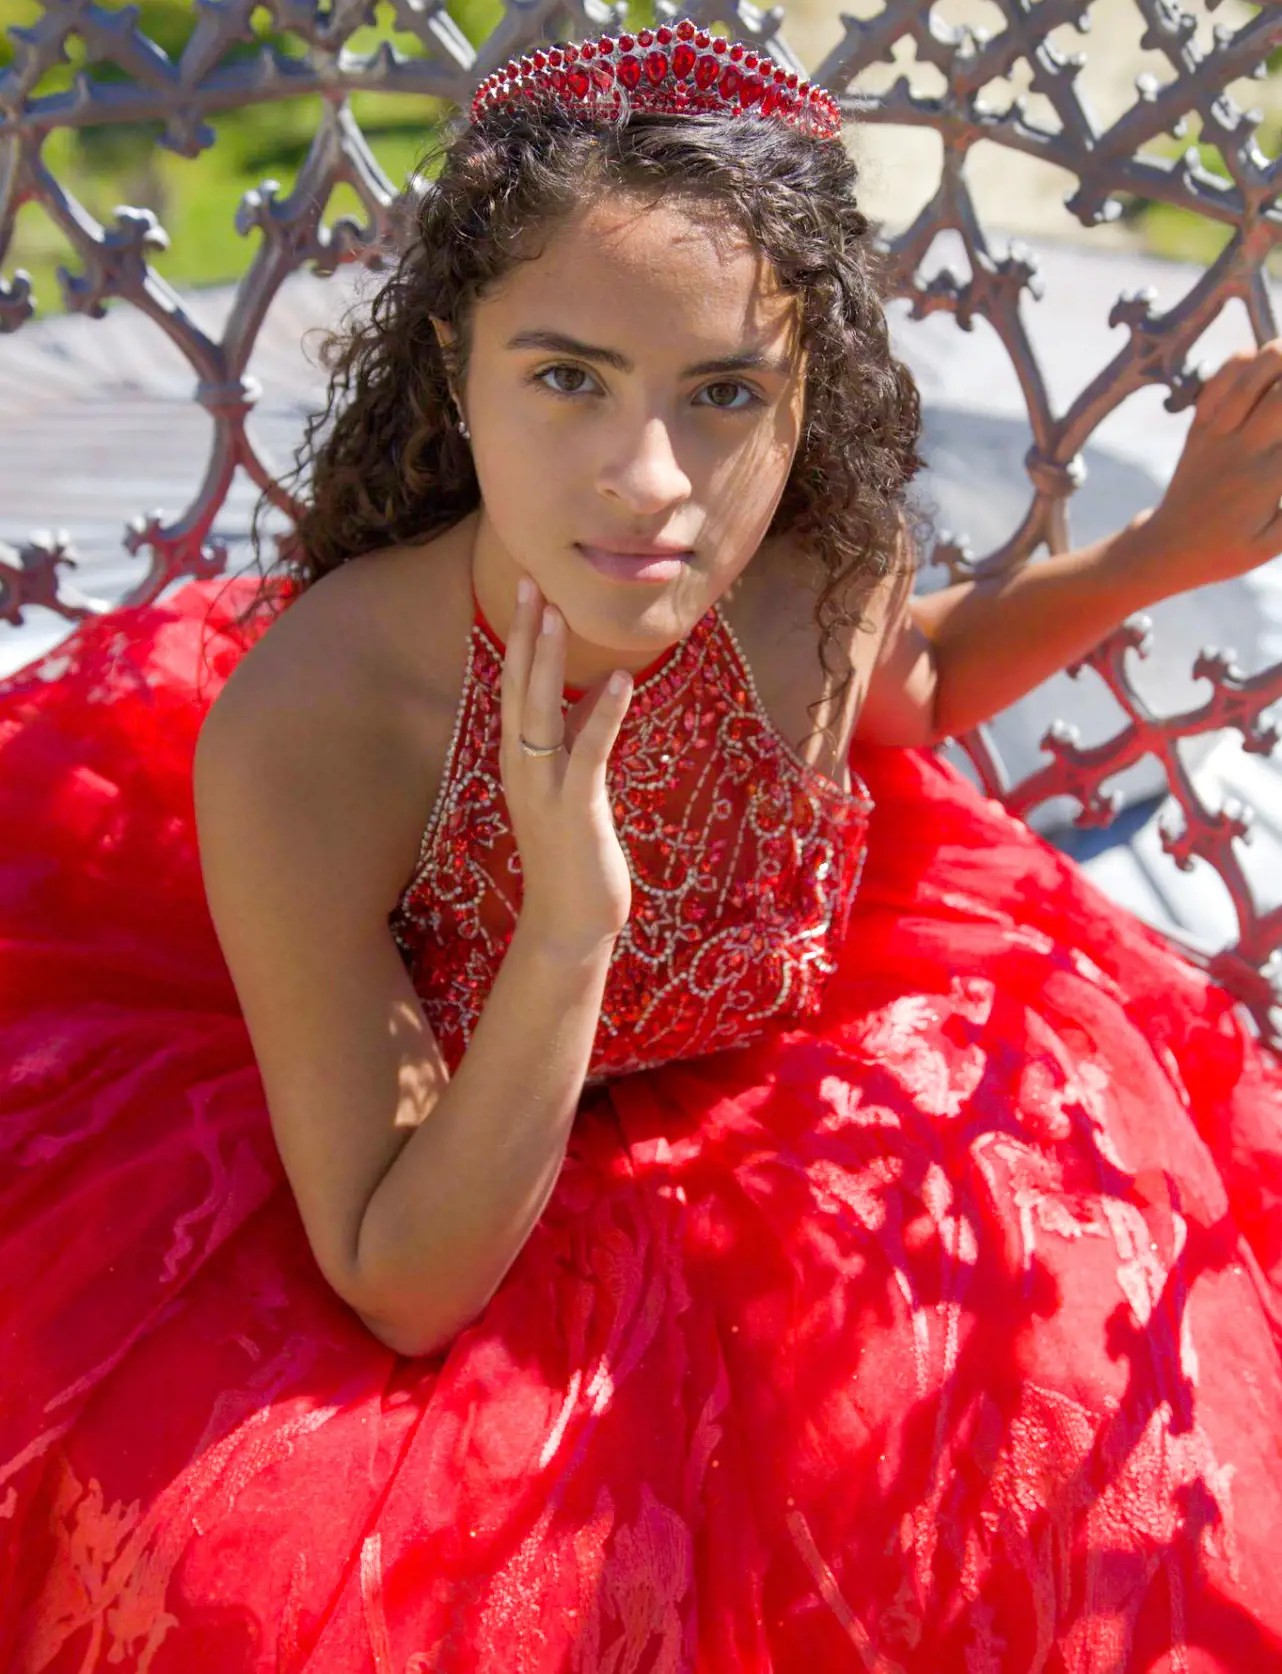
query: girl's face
[{"left": 433, "top": 189, "right": 810, "bottom": 688}]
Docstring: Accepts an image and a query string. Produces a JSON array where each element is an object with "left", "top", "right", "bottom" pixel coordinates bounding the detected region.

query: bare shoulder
[
  {"left": 215, "top": 533, "right": 469, "bottom": 719},
  {"left": 200, "top": 530, "right": 473, "bottom": 913},
  {"left": 727, "top": 533, "right": 901, "bottom": 789}
]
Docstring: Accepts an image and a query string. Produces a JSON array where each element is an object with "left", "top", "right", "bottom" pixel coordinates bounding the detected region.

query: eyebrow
[{"left": 504, "top": 328, "right": 795, "bottom": 380}]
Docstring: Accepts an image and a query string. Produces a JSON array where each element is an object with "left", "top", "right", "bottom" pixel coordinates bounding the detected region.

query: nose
[{"left": 596, "top": 414, "right": 693, "bottom": 515}]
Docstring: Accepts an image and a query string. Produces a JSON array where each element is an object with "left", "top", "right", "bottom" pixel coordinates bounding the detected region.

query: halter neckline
[{"left": 470, "top": 579, "right": 699, "bottom": 701}]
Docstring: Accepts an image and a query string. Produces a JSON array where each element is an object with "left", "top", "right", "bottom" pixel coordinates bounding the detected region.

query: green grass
[
  {"left": 6, "top": 119, "right": 449, "bottom": 316},
  {"left": 1126, "top": 96, "right": 1282, "bottom": 275},
  {"left": 0, "top": 0, "right": 498, "bottom": 312},
  {"left": 1, "top": 0, "right": 1275, "bottom": 315}
]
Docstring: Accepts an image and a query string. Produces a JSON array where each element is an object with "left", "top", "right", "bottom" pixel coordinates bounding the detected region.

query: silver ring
[{"left": 519, "top": 735, "right": 565, "bottom": 757}]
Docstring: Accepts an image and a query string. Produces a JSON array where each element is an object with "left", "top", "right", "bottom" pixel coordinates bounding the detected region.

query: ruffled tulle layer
[{"left": 2, "top": 576, "right": 1281, "bottom": 1672}]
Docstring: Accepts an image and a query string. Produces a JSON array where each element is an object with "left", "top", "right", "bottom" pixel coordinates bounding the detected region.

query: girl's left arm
[
  {"left": 905, "top": 510, "right": 1165, "bottom": 745},
  {"left": 857, "top": 337, "right": 1282, "bottom": 749}
]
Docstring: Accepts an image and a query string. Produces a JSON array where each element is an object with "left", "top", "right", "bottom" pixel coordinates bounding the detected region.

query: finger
[
  {"left": 1253, "top": 494, "right": 1282, "bottom": 558},
  {"left": 1192, "top": 350, "right": 1249, "bottom": 430},
  {"left": 499, "top": 576, "right": 540, "bottom": 750},
  {"left": 522, "top": 603, "right": 568, "bottom": 755},
  {"left": 562, "top": 670, "right": 633, "bottom": 793},
  {"left": 1240, "top": 379, "right": 1282, "bottom": 450},
  {"left": 561, "top": 672, "right": 613, "bottom": 753},
  {"left": 1203, "top": 340, "right": 1282, "bottom": 434}
]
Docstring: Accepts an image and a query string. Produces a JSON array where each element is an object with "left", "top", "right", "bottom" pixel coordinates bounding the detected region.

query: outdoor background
[
  {"left": 3, "top": 0, "right": 1281, "bottom": 303},
  {"left": 3, "top": 0, "right": 1282, "bottom": 1014}
]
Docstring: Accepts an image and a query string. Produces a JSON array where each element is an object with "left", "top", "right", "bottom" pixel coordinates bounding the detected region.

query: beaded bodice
[{"left": 387, "top": 586, "right": 875, "bottom": 1087}]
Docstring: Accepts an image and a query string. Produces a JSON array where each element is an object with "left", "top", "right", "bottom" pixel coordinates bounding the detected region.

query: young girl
[{"left": 3, "top": 18, "right": 1282, "bottom": 1670}]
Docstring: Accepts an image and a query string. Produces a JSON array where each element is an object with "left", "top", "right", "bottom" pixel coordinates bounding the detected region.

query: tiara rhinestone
[{"left": 469, "top": 14, "right": 842, "bottom": 141}]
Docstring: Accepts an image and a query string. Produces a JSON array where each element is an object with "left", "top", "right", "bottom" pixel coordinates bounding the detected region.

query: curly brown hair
[{"left": 227, "top": 91, "right": 934, "bottom": 738}]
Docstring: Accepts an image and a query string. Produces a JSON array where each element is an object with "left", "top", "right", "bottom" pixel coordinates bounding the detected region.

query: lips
[
  {"left": 577, "top": 544, "right": 693, "bottom": 583},
  {"left": 579, "top": 544, "right": 692, "bottom": 558}
]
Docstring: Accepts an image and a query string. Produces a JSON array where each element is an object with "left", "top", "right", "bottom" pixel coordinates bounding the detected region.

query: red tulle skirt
[{"left": 2, "top": 575, "right": 1281, "bottom": 1673}]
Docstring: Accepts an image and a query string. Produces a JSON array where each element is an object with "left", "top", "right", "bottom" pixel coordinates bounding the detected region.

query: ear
[{"left": 430, "top": 316, "right": 456, "bottom": 358}]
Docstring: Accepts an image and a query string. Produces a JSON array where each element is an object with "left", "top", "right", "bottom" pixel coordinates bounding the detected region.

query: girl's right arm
[{"left": 194, "top": 572, "right": 634, "bottom": 1359}]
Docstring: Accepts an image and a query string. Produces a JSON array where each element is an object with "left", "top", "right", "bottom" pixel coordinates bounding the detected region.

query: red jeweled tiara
[{"left": 469, "top": 16, "right": 843, "bottom": 143}]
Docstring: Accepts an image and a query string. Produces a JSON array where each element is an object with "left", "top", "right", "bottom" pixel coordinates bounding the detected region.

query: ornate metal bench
[{"left": 2, "top": 0, "right": 1280, "bottom": 1048}]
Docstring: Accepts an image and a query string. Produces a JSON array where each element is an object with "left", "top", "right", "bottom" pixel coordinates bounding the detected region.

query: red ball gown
[{"left": 1, "top": 570, "right": 1281, "bottom": 1672}]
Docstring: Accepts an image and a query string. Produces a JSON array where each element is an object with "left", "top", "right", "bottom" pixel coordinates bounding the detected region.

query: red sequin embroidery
[{"left": 388, "top": 597, "right": 874, "bottom": 1085}]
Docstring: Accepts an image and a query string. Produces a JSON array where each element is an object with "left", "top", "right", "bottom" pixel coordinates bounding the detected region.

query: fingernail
[
  {"left": 517, "top": 578, "right": 533, "bottom": 606},
  {"left": 542, "top": 605, "right": 557, "bottom": 635}
]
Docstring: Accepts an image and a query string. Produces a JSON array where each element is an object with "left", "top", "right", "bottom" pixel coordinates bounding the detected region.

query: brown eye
[
  {"left": 532, "top": 365, "right": 595, "bottom": 397},
  {"left": 700, "top": 381, "right": 762, "bottom": 412}
]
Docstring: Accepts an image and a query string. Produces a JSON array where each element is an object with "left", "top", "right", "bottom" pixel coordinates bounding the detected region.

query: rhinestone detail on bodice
[{"left": 387, "top": 588, "right": 875, "bottom": 1086}]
